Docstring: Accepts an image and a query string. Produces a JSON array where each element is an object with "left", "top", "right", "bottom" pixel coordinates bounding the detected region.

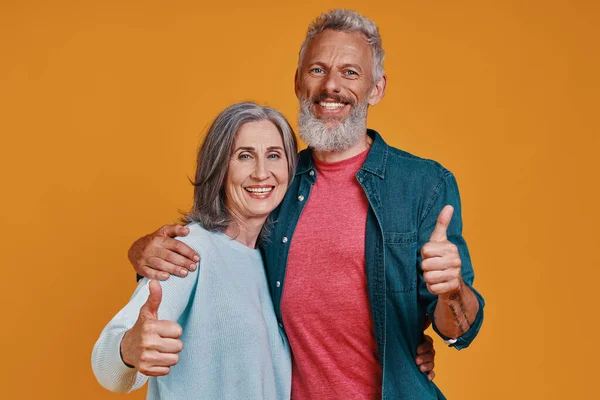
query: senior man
[{"left": 129, "top": 9, "right": 484, "bottom": 399}]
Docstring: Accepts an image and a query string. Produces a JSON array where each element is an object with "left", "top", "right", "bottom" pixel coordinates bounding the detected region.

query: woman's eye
[
  {"left": 268, "top": 153, "right": 281, "bottom": 159},
  {"left": 239, "top": 153, "right": 251, "bottom": 159}
]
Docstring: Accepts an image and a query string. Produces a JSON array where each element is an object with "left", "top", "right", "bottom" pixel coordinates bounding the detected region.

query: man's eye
[
  {"left": 345, "top": 70, "right": 358, "bottom": 76},
  {"left": 311, "top": 68, "right": 324, "bottom": 74}
]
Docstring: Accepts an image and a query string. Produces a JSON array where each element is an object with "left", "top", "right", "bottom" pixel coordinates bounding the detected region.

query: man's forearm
[{"left": 433, "top": 281, "right": 480, "bottom": 339}]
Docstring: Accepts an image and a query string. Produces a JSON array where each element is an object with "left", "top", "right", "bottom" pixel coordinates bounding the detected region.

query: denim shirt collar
[{"left": 295, "top": 129, "right": 388, "bottom": 179}]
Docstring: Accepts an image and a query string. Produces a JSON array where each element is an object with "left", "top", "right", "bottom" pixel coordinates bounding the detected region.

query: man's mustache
[{"left": 311, "top": 92, "right": 355, "bottom": 106}]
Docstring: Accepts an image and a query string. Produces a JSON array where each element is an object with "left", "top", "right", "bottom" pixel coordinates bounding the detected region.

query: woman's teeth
[{"left": 245, "top": 187, "right": 273, "bottom": 193}]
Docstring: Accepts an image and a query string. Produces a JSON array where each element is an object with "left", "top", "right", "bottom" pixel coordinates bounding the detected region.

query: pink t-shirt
[{"left": 281, "top": 148, "right": 382, "bottom": 399}]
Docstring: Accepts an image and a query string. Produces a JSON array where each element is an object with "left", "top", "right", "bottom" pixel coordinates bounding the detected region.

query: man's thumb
[
  {"left": 140, "top": 279, "right": 162, "bottom": 319},
  {"left": 429, "top": 205, "right": 454, "bottom": 242}
]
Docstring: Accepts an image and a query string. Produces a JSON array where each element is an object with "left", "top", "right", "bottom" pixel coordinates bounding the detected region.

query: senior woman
[{"left": 92, "top": 102, "right": 297, "bottom": 399}]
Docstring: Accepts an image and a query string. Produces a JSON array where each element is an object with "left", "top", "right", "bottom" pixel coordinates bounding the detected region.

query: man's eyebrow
[
  {"left": 340, "top": 63, "right": 363, "bottom": 71},
  {"left": 306, "top": 61, "right": 363, "bottom": 72}
]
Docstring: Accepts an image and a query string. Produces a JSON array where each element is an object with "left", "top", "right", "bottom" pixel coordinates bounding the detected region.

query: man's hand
[
  {"left": 421, "top": 205, "right": 463, "bottom": 300},
  {"left": 423, "top": 205, "right": 480, "bottom": 338},
  {"left": 120, "top": 280, "right": 184, "bottom": 376},
  {"left": 128, "top": 224, "right": 199, "bottom": 280},
  {"left": 416, "top": 334, "right": 436, "bottom": 381}
]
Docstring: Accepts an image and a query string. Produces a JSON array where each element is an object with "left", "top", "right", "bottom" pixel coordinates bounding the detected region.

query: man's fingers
[
  {"left": 157, "top": 224, "right": 190, "bottom": 239},
  {"left": 139, "top": 266, "right": 170, "bottom": 281},
  {"left": 162, "top": 238, "right": 200, "bottom": 266},
  {"left": 423, "top": 269, "right": 460, "bottom": 285},
  {"left": 421, "top": 242, "right": 458, "bottom": 260},
  {"left": 427, "top": 370, "right": 436, "bottom": 381},
  {"left": 429, "top": 205, "right": 454, "bottom": 242},
  {"left": 416, "top": 350, "right": 435, "bottom": 365},
  {"left": 416, "top": 338, "right": 434, "bottom": 355},
  {"left": 149, "top": 256, "right": 192, "bottom": 278},
  {"left": 426, "top": 281, "right": 460, "bottom": 295},
  {"left": 421, "top": 254, "right": 461, "bottom": 272},
  {"left": 140, "top": 280, "right": 162, "bottom": 319},
  {"left": 157, "top": 246, "right": 198, "bottom": 272},
  {"left": 419, "top": 361, "right": 435, "bottom": 373}
]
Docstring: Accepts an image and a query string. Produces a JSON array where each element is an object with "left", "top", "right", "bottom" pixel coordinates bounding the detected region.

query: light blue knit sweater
[{"left": 91, "top": 223, "right": 292, "bottom": 399}]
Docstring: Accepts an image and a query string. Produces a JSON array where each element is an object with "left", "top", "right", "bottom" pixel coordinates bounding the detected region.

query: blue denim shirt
[{"left": 263, "top": 129, "right": 485, "bottom": 400}]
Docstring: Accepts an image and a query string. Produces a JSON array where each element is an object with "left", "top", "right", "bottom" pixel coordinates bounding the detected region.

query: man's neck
[{"left": 312, "top": 132, "right": 372, "bottom": 163}]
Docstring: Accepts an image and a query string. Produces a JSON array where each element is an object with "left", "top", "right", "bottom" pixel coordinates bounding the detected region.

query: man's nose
[{"left": 322, "top": 72, "right": 342, "bottom": 94}]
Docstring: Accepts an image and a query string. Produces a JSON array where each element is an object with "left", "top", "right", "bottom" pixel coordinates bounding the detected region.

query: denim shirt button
[
  {"left": 309, "top": 170, "right": 315, "bottom": 176},
  {"left": 297, "top": 195, "right": 304, "bottom": 201},
  {"left": 282, "top": 237, "right": 288, "bottom": 243},
  {"left": 276, "top": 281, "right": 281, "bottom": 287}
]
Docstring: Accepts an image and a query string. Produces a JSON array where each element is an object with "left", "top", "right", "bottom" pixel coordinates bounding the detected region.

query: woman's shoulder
[{"left": 177, "top": 222, "right": 222, "bottom": 255}]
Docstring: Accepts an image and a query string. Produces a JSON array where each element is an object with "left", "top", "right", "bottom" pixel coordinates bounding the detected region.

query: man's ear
[
  {"left": 294, "top": 68, "right": 301, "bottom": 99},
  {"left": 368, "top": 75, "right": 387, "bottom": 106}
]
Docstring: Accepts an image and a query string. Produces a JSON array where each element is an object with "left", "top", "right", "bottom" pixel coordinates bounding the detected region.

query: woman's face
[{"left": 225, "top": 119, "right": 289, "bottom": 226}]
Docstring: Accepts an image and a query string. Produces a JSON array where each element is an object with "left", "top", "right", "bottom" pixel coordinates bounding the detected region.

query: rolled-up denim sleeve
[{"left": 417, "top": 171, "right": 485, "bottom": 350}]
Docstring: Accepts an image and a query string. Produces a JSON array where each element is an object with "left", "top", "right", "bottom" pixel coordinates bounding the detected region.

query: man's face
[{"left": 295, "top": 29, "right": 385, "bottom": 151}]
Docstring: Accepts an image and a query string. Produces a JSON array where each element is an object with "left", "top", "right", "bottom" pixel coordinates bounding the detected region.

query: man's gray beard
[{"left": 298, "top": 98, "right": 368, "bottom": 152}]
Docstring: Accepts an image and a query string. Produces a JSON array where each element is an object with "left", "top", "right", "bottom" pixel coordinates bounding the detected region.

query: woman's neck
[{"left": 224, "top": 217, "right": 266, "bottom": 249}]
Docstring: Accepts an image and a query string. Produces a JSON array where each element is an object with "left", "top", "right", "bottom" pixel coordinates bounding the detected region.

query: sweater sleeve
[{"left": 91, "top": 237, "right": 201, "bottom": 393}]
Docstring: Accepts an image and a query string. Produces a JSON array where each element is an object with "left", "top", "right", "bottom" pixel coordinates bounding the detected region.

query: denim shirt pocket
[{"left": 383, "top": 231, "right": 418, "bottom": 293}]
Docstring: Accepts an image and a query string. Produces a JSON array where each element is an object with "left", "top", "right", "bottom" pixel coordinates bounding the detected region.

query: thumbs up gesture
[
  {"left": 120, "top": 280, "right": 183, "bottom": 376},
  {"left": 421, "top": 205, "right": 463, "bottom": 299}
]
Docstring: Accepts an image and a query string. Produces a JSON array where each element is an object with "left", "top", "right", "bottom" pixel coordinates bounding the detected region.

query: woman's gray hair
[
  {"left": 182, "top": 102, "right": 298, "bottom": 241},
  {"left": 298, "top": 9, "right": 385, "bottom": 84}
]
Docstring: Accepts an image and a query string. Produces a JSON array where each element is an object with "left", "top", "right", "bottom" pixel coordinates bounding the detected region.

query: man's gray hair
[
  {"left": 183, "top": 102, "right": 298, "bottom": 241},
  {"left": 298, "top": 9, "right": 385, "bottom": 83}
]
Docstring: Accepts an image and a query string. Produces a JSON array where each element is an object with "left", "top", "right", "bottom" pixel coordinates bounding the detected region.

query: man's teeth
[
  {"left": 319, "top": 102, "right": 345, "bottom": 109},
  {"left": 246, "top": 187, "right": 273, "bottom": 193}
]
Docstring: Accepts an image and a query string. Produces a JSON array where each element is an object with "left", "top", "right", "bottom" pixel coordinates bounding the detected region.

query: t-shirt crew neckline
[{"left": 312, "top": 147, "right": 370, "bottom": 172}]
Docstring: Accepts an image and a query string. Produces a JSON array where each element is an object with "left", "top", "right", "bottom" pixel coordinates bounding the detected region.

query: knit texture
[{"left": 91, "top": 223, "right": 292, "bottom": 400}]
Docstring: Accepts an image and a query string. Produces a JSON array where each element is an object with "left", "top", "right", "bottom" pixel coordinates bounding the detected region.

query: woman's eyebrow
[
  {"left": 234, "top": 146, "right": 284, "bottom": 152},
  {"left": 234, "top": 146, "right": 256, "bottom": 152}
]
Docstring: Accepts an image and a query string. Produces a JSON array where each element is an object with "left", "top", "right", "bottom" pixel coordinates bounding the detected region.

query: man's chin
[
  {"left": 310, "top": 114, "right": 347, "bottom": 129},
  {"left": 319, "top": 120, "right": 345, "bottom": 131}
]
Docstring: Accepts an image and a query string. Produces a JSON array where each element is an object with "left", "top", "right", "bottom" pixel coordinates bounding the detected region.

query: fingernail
[
  {"left": 180, "top": 269, "right": 188, "bottom": 277},
  {"left": 193, "top": 255, "right": 200, "bottom": 262},
  {"left": 160, "top": 273, "right": 169, "bottom": 280},
  {"left": 190, "top": 264, "right": 197, "bottom": 271}
]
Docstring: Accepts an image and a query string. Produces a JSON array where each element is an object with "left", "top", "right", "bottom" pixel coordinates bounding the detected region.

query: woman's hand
[{"left": 120, "top": 280, "right": 184, "bottom": 376}]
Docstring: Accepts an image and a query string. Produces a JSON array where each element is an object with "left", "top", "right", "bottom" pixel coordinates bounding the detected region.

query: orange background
[{"left": 1, "top": 1, "right": 598, "bottom": 399}]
